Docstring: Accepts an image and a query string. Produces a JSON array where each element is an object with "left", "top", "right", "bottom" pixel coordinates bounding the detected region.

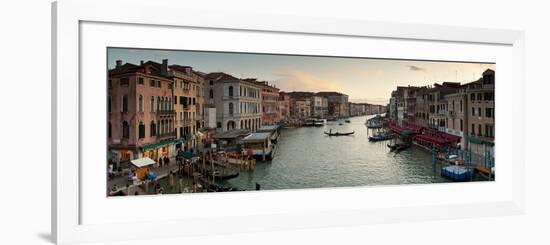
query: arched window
[
  {"left": 138, "top": 95, "right": 143, "bottom": 112},
  {"left": 228, "top": 102, "right": 234, "bottom": 116},
  {"left": 150, "top": 121, "right": 156, "bottom": 137},
  {"left": 158, "top": 120, "right": 162, "bottom": 135},
  {"left": 228, "top": 86, "right": 234, "bottom": 97},
  {"left": 227, "top": 121, "right": 235, "bottom": 131},
  {"left": 150, "top": 96, "right": 155, "bottom": 112},
  {"left": 157, "top": 96, "right": 160, "bottom": 111},
  {"left": 240, "top": 120, "right": 243, "bottom": 129},
  {"left": 157, "top": 121, "right": 160, "bottom": 136},
  {"left": 122, "top": 95, "right": 128, "bottom": 112},
  {"left": 122, "top": 121, "right": 129, "bottom": 139},
  {"left": 209, "top": 89, "right": 214, "bottom": 99},
  {"left": 138, "top": 121, "right": 145, "bottom": 139}
]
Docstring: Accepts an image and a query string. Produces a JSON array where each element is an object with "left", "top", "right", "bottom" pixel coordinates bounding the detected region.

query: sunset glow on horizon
[{"left": 108, "top": 48, "right": 495, "bottom": 105}]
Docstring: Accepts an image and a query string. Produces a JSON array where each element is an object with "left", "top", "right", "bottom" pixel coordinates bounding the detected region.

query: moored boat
[
  {"left": 366, "top": 121, "right": 383, "bottom": 128},
  {"left": 368, "top": 132, "right": 395, "bottom": 141},
  {"left": 366, "top": 114, "right": 384, "bottom": 128},
  {"left": 394, "top": 143, "right": 410, "bottom": 152},
  {"left": 242, "top": 132, "right": 276, "bottom": 161},
  {"left": 387, "top": 143, "right": 410, "bottom": 152},
  {"left": 304, "top": 118, "right": 317, "bottom": 127},
  {"left": 441, "top": 165, "right": 473, "bottom": 181},
  {"left": 314, "top": 119, "right": 327, "bottom": 127}
]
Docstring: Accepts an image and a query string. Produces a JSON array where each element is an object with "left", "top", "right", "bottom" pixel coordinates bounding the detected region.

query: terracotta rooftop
[
  {"left": 205, "top": 72, "right": 239, "bottom": 81},
  {"left": 109, "top": 61, "right": 166, "bottom": 78},
  {"left": 286, "top": 91, "right": 314, "bottom": 99}
]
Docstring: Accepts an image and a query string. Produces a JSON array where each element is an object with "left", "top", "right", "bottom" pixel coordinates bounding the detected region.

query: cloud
[
  {"left": 273, "top": 69, "right": 340, "bottom": 92},
  {"left": 408, "top": 65, "right": 426, "bottom": 72}
]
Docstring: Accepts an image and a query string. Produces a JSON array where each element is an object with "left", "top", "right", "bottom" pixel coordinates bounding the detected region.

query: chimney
[
  {"left": 162, "top": 59, "right": 168, "bottom": 73},
  {"left": 116, "top": 60, "right": 122, "bottom": 68},
  {"left": 140, "top": 60, "right": 144, "bottom": 66}
]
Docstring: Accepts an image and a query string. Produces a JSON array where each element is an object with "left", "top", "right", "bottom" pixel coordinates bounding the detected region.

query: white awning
[{"left": 130, "top": 157, "right": 155, "bottom": 168}]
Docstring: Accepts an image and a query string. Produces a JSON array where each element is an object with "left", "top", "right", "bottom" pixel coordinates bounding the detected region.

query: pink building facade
[
  {"left": 108, "top": 60, "right": 176, "bottom": 166},
  {"left": 278, "top": 92, "right": 290, "bottom": 123},
  {"left": 258, "top": 81, "right": 280, "bottom": 125}
]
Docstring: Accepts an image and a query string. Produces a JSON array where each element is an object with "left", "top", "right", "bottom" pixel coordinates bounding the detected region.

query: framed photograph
[{"left": 52, "top": 0, "right": 525, "bottom": 244}]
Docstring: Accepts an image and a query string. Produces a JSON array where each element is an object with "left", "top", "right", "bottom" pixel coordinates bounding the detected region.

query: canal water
[{"left": 221, "top": 114, "right": 453, "bottom": 191}]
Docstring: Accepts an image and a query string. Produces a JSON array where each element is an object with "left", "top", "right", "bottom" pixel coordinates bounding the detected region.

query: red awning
[
  {"left": 414, "top": 130, "right": 461, "bottom": 146},
  {"left": 389, "top": 122, "right": 424, "bottom": 136},
  {"left": 404, "top": 123, "right": 424, "bottom": 134}
]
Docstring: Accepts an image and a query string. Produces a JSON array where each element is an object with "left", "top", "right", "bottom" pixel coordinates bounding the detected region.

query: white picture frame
[{"left": 52, "top": 0, "right": 525, "bottom": 244}]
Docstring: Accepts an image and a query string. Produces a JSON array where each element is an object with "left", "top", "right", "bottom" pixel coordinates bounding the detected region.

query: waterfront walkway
[{"left": 108, "top": 156, "right": 180, "bottom": 193}]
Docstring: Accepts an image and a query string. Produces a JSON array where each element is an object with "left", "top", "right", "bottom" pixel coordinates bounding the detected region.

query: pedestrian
[
  {"left": 158, "top": 157, "right": 163, "bottom": 168},
  {"left": 132, "top": 172, "right": 138, "bottom": 185},
  {"left": 155, "top": 183, "right": 161, "bottom": 191}
]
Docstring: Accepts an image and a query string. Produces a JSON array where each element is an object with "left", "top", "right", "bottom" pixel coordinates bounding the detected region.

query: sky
[{"left": 108, "top": 48, "right": 495, "bottom": 105}]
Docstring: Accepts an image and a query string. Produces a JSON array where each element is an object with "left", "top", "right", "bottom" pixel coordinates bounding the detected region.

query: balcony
[
  {"left": 181, "top": 119, "right": 193, "bottom": 125},
  {"left": 222, "top": 95, "right": 238, "bottom": 100},
  {"left": 157, "top": 131, "right": 176, "bottom": 139},
  {"left": 158, "top": 110, "right": 175, "bottom": 115}
]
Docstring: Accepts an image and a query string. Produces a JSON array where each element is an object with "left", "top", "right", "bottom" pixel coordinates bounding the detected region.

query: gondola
[
  {"left": 394, "top": 144, "right": 410, "bottom": 153},
  {"left": 387, "top": 143, "right": 410, "bottom": 152},
  {"left": 324, "top": 131, "right": 354, "bottom": 136}
]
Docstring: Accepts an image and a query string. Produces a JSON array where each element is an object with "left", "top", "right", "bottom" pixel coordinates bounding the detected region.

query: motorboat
[{"left": 368, "top": 132, "right": 395, "bottom": 141}]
